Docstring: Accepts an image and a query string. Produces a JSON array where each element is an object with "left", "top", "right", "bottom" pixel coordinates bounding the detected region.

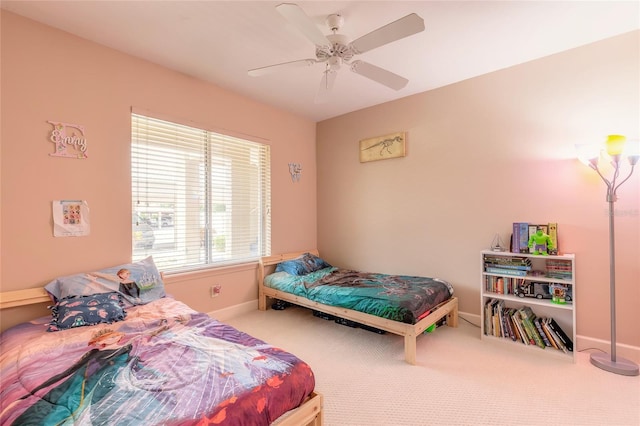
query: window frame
[{"left": 131, "top": 111, "right": 271, "bottom": 273}]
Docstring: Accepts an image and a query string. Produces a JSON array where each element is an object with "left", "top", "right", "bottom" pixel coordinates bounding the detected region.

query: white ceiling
[{"left": 2, "top": 1, "right": 639, "bottom": 122}]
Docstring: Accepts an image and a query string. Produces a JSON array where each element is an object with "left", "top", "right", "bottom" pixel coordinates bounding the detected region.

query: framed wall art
[{"left": 359, "top": 131, "right": 406, "bottom": 163}]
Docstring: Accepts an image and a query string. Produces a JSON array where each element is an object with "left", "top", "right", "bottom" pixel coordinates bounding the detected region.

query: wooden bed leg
[
  {"left": 447, "top": 297, "right": 459, "bottom": 328},
  {"left": 258, "top": 290, "right": 267, "bottom": 311},
  {"left": 258, "top": 261, "right": 267, "bottom": 311},
  {"left": 311, "top": 405, "right": 323, "bottom": 426},
  {"left": 404, "top": 334, "right": 417, "bottom": 365}
]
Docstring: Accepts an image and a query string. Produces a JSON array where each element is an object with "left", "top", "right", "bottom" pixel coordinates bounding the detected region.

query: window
[{"left": 131, "top": 112, "right": 271, "bottom": 273}]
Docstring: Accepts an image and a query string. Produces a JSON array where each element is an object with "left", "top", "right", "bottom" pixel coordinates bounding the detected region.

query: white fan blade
[
  {"left": 315, "top": 68, "right": 337, "bottom": 103},
  {"left": 276, "top": 3, "right": 331, "bottom": 47},
  {"left": 350, "top": 13, "right": 425, "bottom": 54},
  {"left": 248, "top": 59, "right": 317, "bottom": 77},
  {"left": 350, "top": 60, "right": 408, "bottom": 90}
]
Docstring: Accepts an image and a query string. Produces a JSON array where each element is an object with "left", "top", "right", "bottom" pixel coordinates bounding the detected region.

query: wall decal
[
  {"left": 53, "top": 200, "right": 90, "bottom": 237},
  {"left": 289, "top": 162, "right": 302, "bottom": 182},
  {"left": 359, "top": 131, "right": 406, "bottom": 163},
  {"left": 48, "top": 121, "right": 88, "bottom": 159}
]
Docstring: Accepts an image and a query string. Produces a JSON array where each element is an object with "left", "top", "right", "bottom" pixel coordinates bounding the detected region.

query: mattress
[{"left": 264, "top": 267, "right": 454, "bottom": 324}]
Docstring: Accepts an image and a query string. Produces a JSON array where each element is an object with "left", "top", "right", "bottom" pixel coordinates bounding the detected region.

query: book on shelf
[
  {"left": 540, "top": 318, "right": 566, "bottom": 352},
  {"left": 484, "top": 256, "right": 532, "bottom": 280},
  {"left": 508, "top": 310, "right": 524, "bottom": 343},
  {"left": 547, "top": 222, "right": 558, "bottom": 255},
  {"left": 541, "top": 319, "right": 563, "bottom": 352},
  {"left": 512, "top": 222, "right": 530, "bottom": 253},
  {"left": 518, "top": 306, "right": 546, "bottom": 349},
  {"left": 493, "top": 300, "right": 504, "bottom": 338},
  {"left": 485, "top": 266, "right": 528, "bottom": 277},
  {"left": 484, "top": 262, "right": 532, "bottom": 271},
  {"left": 512, "top": 307, "right": 534, "bottom": 345},
  {"left": 547, "top": 317, "right": 573, "bottom": 352},
  {"left": 485, "top": 276, "right": 525, "bottom": 296},
  {"left": 483, "top": 297, "right": 573, "bottom": 353},
  {"left": 504, "top": 308, "right": 518, "bottom": 341},
  {"left": 484, "top": 299, "right": 498, "bottom": 336},
  {"left": 534, "top": 317, "right": 552, "bottom": 348},
  {"left": 484, "top": 254, "right": 532, "bottom": 266},
  {"left": 512, "top": 313, "right": 528, "bottom": 345},
  {"left": 546, "top": 258, "right": 572, "bottom": 280}
]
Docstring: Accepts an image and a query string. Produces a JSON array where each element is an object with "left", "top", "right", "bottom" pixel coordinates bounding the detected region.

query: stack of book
[
  {"left": 484, "top": 255, "right": 532, "bottom": 277},
  {"left": 484, "top": 275, "right": 526, "bottom": 295},
  {"left": 546, "top": 259, "right": 572, "bottom": 280},
  {"left": 484, "top": 299, "right": 573, "bottom": 353}
]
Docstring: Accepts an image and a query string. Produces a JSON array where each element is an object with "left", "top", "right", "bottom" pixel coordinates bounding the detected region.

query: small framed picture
[{"left": 359, "top": 132, "right": 406, "bottom": 163}]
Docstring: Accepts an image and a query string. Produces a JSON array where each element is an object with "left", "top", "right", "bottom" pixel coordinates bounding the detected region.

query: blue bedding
[{"left": 264, "top": 267, "right": 454, "bottom": 324}]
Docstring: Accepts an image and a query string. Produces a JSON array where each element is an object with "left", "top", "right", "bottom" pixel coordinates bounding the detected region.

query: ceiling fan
[{"left": 248, "top": 3, "right": 425, "bottom": 102}]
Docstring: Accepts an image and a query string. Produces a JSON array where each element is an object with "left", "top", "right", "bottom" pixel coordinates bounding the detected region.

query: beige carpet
[{"left": 225, "top": 305, "right": 640, "bottom": 426}]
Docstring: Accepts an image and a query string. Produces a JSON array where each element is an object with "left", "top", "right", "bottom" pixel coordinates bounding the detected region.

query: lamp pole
[{"left": 581, "top": 135, "right": 639, "bottom": 376}]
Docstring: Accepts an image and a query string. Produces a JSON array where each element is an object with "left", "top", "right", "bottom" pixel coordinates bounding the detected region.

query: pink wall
[
  {"left": 1, "top": 11, "right": 638, "bottom": 357},
  {"left": 317, "top": 31, "right": 640, "bottom": 352},
  {"left": 0, "top": 12, "right": 317, "bottom": 329}
]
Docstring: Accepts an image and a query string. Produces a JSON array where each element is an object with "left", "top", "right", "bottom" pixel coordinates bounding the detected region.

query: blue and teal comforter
[{"left": 264, "top": 267, "right": 454, "bottom": 324}]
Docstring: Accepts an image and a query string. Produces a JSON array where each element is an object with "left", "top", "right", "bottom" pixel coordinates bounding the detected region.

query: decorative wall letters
[{"left": 48, "top": 121, "right": 88, "bottom": 159}]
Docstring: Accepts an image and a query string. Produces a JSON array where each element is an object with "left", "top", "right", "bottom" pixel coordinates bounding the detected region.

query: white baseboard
[
  {"left": 208, "top": 299, "right": 258, "bottom": 321},
  {"left": 576, "top": 335, "right": 640, "bottom": 363},
  {"left": 459, "top": 311, "right": 481, "bottom": 327},
  {"left": 209, "top": 305, "right": 640, "bottom": 363},
  {"left": 460, "top": 310, "right": 640, "bottom": 363}
]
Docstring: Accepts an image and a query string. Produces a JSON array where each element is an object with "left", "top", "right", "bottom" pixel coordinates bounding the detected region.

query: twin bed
[
  {"left": 259, "top": 250, "right": 459, "bottom": 365},
  {"left": 0, "top": 258, "right": 322, "bottom": 426},
  {"left": 1, "top": 250, "right": 457, "bottom": 424}
]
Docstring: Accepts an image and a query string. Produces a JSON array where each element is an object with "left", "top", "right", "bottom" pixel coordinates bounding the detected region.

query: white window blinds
[{"left": 131, "top": 112, "right": 271, "bottom": 273}]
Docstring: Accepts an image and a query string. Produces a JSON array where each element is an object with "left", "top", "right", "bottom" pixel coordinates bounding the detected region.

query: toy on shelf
[
  {"left": 549, "top": 283, "right": 572, "bottom": 304},
  {"left": 528, "top": 226, "right": 554, "bottom": 255},
  {"left": 490, "top": 233, "right": 506, "bottom": 252},
  {"left": 515, "top": 282, "right": 552, "bottom": 299}
]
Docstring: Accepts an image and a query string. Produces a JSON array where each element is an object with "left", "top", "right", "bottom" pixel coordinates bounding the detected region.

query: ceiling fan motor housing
[{"left": 316, "top": 33, "right": 354, "bottom": 62}]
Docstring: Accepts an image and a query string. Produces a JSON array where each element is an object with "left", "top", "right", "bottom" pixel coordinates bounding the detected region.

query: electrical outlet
[{"left": 211, "top": 285, "right": 222, "bottom": 298}]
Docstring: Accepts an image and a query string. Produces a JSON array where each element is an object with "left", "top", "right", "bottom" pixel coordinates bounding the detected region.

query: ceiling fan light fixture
[
  {"left": 326, "top": 14, "right": 344, "bottom": 32},
  {"left": 328, "top": 56, "right": 342, "bottom": 69}
]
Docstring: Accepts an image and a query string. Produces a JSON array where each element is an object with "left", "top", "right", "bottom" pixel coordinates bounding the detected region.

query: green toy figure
[{"left": 528, "top": 226, "right": 554, "bottom": 255}]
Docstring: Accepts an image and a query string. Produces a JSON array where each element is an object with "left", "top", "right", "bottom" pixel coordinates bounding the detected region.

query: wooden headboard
[
  {"left": 0, "top": 288, "right": 51, "bottom": 310},
  {"left": 0, "top": 288, "right": 51, "bottom": 333},
  {"left": 0, "top": 271, "right": 170, "bottom": 311},
  {"left": 258, "top": 249, "right": 319, "bottom": 281}
]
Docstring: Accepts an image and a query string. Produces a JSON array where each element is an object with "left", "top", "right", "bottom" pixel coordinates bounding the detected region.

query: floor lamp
[{"left": 576, "top": 134, "right": 639, "bottom": 376}]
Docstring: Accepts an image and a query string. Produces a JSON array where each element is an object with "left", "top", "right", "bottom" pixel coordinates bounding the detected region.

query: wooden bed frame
[
  {"left": 258, "top": 250, "right": 459, "bottom": 365},
  {"left": 0, "top": 288, "right": 324, "bottom": 426}
]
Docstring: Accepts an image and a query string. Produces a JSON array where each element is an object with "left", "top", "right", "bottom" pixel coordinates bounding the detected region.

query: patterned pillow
[
  {"left": 47, "top": 292, "right": 126, "bottom": 332},
  {"left": 275, "top": 253, "right": 332, "bottom": 276},
  {"left": 44, "top": 256, "right": 165, "bottom": 306}
]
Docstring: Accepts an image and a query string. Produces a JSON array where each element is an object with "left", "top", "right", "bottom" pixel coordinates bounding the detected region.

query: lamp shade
[
  {"left": 575, "top": 143, "right": 601, "bottom": 167},
  {"left": 605, "top": 134, "right": 626, "bottom": 156},
  {"left": 623, "top": 139, "right": 640, "bottom": 165}
]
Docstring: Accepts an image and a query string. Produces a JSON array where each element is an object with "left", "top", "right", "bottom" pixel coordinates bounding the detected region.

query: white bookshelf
[{"left": 480, "top": 250, "right": 576, "bottom": 362}]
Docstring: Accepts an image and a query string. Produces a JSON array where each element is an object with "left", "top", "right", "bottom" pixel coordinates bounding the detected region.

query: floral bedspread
[
  {"left": 265, "top": 267, "right": 454, "bottom": 324},
  {"left": 0, "top": 298, "right": 315, "bottom": 425}
]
